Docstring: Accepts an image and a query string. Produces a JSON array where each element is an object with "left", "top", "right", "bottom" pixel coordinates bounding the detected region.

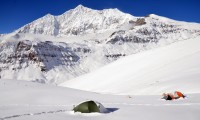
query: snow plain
[{"left": 1, "top": 79, "right": 200, "bottom": 120}]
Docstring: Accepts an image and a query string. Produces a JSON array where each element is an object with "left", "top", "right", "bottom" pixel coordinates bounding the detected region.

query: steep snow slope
[
  {"left": 1, "top": 79, "right": 200, "bottom": 120},
  {"left": 61, "top": 37, "right": 200, "bottom": 95}
]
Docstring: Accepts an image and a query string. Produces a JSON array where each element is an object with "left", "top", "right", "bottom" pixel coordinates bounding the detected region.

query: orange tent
[
  {"left": 162, "top": 91, "right": 185, "bottom": 100},
  {"left": 174, "top": 91, "right": 185, "bottom": 98}
]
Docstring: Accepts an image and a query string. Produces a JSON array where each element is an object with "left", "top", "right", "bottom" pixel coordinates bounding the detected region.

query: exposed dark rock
[
  {"left": 105, "top": 54, "right": 126, "bottom": 58},
  {"left": 0, "top": 40, "right": 80, "bottom": 72},
  {"left": 133, "top": 18, "right": 146, "bottom": 26}
]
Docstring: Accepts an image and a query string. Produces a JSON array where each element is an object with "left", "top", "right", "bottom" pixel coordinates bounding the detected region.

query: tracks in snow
[
  {"left": 0, "top": 109, "right": 68, "bottom": 120},
  {"left": 1, "top": 103, "right": 200, "bottom": 120}
]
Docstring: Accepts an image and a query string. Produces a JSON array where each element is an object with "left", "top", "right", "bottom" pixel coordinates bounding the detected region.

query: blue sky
[{"left": 0, "top": 0, "right": 200, "bottom": 34}]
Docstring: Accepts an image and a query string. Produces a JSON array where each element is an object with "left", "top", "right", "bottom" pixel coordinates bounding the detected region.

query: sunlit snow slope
[{"left": 61, "top": 37, "right": 200, "bottom": 95}]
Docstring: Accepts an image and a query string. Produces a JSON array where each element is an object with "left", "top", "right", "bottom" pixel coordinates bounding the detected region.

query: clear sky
[{"left": 0, "top": 0, "right": 200, "bottom": 34}]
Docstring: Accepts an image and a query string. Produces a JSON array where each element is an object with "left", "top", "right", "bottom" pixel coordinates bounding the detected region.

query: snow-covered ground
[
  {"left": 0, "top": 79, "right": 200, "bottom": 120},
  {"left": 61, "top": 37, "right": 200, "bottom": 95},
  {"left": 1, "top": 37, "right": 200, "bottom": 120}
]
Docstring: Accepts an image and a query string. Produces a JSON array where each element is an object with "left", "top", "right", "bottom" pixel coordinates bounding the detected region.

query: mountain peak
[
  {"left": 75, "top": 4, "right": 85, "bottom": 8},
  {"left": 15, "top": 5, "right": 200, "bottom": 37},
  {"left": 43, "top": 13, "right": 54, "bottom": 18},
  {"left": 73, "top": 4, "right": 91, "bottom": 11},
  {"left": 16, "top": 4, "right": 137, "bottom": 36}
]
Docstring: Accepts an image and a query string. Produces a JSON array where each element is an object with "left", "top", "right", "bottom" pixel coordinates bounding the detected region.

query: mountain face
[{"left": 0, "top": 5, "right": 200, "bottom": 84}]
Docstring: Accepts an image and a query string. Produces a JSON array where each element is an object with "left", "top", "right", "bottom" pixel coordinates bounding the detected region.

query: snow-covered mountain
[
  {"left": 0, "top": 5, "right": 200, "bottom": 84},
  {"left": 16, "top": 5, "right": 135, "bottom": 37}
]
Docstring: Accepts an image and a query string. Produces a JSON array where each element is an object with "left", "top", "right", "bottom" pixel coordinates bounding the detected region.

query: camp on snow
[
  {"left": 162, "top": 91, "right": 186, "bottom": 100},
  {"left": 73, "top": 100, "right": 109, "bottom": 113}
]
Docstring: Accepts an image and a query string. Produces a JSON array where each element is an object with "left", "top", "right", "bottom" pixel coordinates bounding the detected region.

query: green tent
[{"left": 73, "top": 100, "right": 108, "bottom": 113}]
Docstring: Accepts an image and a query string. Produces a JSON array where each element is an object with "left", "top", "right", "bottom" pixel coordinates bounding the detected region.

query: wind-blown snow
[{"left": 61, "top": 37, "right": 200, "bottom": 95}]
